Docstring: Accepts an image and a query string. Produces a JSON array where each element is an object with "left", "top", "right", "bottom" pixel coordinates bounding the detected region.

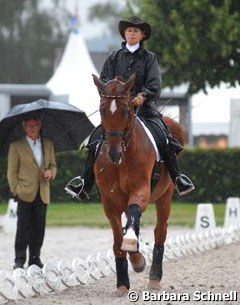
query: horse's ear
[
  {"left": 123, "top": 73, "right": 136, "bottom": 92},
  {"left": 92, "top": 74, "right": 105, "bottom": 94}
]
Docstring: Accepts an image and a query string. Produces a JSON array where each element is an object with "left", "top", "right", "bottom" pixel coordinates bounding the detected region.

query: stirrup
[
  {"left": 175, "top": 174, "right": 195, "bottom": 196},
  {"left": 64, "top": 176, "right": 88, "bottom": 200}
]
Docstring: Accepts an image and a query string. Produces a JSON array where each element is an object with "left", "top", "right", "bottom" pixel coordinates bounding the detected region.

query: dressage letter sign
[{"left": 195, "top": 203, "right": 216, "bottom": 231}]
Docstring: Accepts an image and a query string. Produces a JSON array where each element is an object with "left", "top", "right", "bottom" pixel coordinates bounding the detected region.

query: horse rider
[{"left": 65, "top": 16, "right": 195, "bottom": 199}]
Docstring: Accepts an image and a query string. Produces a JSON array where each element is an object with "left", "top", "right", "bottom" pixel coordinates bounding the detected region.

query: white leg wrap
[{"left": 121, "top": 227, "right": 138, "bottom": 252}]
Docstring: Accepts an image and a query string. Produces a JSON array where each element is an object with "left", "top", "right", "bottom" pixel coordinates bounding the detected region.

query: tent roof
[{"left": 46, "top": 30, "right": 100, "bottom": 126}]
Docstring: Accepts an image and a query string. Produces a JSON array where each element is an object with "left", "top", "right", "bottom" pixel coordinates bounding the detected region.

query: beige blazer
[{"left": 7, "top": 137, "right": 57, "bottom": 204}]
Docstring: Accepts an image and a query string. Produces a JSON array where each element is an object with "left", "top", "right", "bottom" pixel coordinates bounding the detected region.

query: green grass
[
  {"left": 136, "top": 203, "right": 225, "bottom": 227},
  {"left": 0, "top": 204, "right": 7, "bottom": 214},
  {"left": 47, "top": 203, "right": 109, "bottom": 227},
  {"left": 0, "top": 202, "right": 225, "bottom": 228}
]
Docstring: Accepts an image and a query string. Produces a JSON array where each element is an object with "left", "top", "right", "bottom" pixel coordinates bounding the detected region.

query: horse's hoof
[
  {"left": 129, "top": 252, "right": 146, "bottom": 273},
  {"left": 147, "top": 280, "right": 161, "bottom": 290},
  {"left": 114, "top": 286, "right": 129, "bottom": 297}
]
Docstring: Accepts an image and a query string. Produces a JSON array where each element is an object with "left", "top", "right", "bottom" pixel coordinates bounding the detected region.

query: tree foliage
[
  {"left": 88, "top": 2, "right": 124, "bottom": 36},
  {"left": 89, "top": 0, "right": 240, "bottom": 94},
  {"left": 0, "top": 0, "right": 68, "bottom": 84},
  {"left": 126, "top": 0, "right": 240, "bottom": 94}
]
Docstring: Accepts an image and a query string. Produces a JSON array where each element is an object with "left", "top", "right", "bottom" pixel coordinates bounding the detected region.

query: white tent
[{"left": 46, "top": 30, "right": 101, "bottom": 126}]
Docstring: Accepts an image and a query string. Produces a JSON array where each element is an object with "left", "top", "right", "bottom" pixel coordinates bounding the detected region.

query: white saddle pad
[{"left": 138, "top": 117, "right": 160, "bottom": 162}]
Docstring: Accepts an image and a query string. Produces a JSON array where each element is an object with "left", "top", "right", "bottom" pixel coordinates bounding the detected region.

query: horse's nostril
[{"left": 109, "top": 151, "right": 121, "bottom": 164}]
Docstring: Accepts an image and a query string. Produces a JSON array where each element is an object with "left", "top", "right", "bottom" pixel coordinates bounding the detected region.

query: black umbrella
[{"left": 0, "top": 99, "right": 95, "bottom": 155}]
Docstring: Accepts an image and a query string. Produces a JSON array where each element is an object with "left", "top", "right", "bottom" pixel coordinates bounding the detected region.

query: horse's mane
[{"left": 162, "top": 116, "right": 186, "bottom": 146}]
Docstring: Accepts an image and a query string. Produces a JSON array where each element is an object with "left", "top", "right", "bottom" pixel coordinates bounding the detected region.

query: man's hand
[
  {"left": 43, "top": 169, "right": 53, "bottom": 181},
  {"left": 132, "top": 93, "right": 146, "bottom": 106}
]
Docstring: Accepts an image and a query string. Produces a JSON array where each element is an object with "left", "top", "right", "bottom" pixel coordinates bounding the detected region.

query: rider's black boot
[{"left": 164, "top": 147, "right": 195, "bottom": 195}]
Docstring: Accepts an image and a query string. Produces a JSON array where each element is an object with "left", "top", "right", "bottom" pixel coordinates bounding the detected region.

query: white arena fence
[{"left": 0, "top": 225, "right": 240, "bottom": 302}]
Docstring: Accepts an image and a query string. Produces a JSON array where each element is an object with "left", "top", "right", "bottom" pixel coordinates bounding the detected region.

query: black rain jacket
[
  {"left": 100, "top": 42, "right": 162, "bottom": 117},
  {"left": 99, "top": 42, "right": 182, "bottom": 152}
]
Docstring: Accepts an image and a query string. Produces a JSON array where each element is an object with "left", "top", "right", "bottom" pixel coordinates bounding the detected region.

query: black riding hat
[{"left": 118, "top": 16, "right": 151, "bottom": 41}]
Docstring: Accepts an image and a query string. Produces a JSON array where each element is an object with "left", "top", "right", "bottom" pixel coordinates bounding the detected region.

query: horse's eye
[{"left": 122, "top": 107, "right": 129, "bottom": 118}]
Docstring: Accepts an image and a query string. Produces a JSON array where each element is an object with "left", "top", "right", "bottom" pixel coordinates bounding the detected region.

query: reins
[{"left": 100, "top": 94, "right": 129, "bottom": 99}]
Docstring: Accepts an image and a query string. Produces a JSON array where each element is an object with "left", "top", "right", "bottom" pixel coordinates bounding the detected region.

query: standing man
[{"left": 7, "top": 114, "right": 57, "bottom": 269}]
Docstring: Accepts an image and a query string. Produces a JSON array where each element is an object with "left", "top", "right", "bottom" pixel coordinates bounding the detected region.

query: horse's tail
[{"left": 162, "top": 116, "right": 186, "bottom": 146}]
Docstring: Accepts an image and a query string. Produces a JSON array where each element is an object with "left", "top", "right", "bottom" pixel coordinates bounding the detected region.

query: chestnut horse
[{"left": 92, "top": 73, "right": 185, "bottom": 294}]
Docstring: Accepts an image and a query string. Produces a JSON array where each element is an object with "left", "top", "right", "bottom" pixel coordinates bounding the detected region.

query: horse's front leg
[
  {"left": 102, "top": 196, "right": 130, "bottom": 294},
  {"left": 121, "top": 184, "right": 150, "bottom": 272},
  {"left": 148, "top": 186, "right": 173, "bottom": 289}
]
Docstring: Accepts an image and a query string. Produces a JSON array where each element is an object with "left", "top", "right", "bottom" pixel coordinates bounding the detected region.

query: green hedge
[
  {"left": 0, "top": 155, "right": 11, "bottom": 202},
  {"left": 50, "top": 150, "right": 101, "bottom": 202},
  {"left": 176, "top": 148, "right": 240, "bottom": 203},
  {"left": 1, "top": 148, "right": 240, "bottom": 203}
]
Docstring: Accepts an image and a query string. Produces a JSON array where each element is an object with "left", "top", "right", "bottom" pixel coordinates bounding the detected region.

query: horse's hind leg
[{"left": 148, "top": 187, "right": 173, "bottom": 289}]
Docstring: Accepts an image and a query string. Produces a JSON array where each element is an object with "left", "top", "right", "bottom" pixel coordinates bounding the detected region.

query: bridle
[{"left": 100, "top": 93, "right": 137, "bottom": 149}]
